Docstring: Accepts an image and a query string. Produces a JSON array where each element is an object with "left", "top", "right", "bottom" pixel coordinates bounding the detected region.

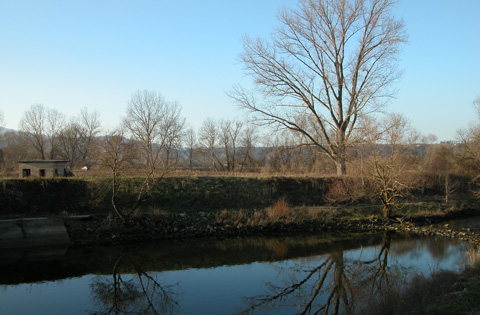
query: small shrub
[
  {"left": 306, "top": 207, "right": 320, "bottom": 219},
  {"left": 267, "top": 199, "right": 291, "bottom": 219},
  {"left": 216, "top": 209, "right": 229, "bottom": 221}
]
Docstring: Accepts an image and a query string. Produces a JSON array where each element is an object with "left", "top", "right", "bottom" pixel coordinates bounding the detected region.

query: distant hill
[{"left": 0, "top": 127, "right": 17, "bottom": 135}]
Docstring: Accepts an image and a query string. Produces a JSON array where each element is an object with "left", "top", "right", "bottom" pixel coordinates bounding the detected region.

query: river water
[{"left": 0, "top": 231, "right": 474, "bottom": 314}]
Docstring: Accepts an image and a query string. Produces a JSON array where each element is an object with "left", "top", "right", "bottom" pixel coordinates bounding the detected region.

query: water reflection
[
  {"left": 89, "top": 252, "right": 181, "bottom": 315},
  {"left": 241, "top": 231, "right": 469, "bottom": 315},
  {"left": 259, "top": 250, "right": 356, "bottom": 314},
  {"left": 0, "top": 232, "right": 473, "bottom": 315}
]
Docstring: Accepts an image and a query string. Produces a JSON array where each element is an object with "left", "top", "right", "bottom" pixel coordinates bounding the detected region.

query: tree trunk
[
  {"left": 335, "top": 129, "right": 347, "bottom": 176},
  {"left": 336, "top": 159, "right": 347, "bottom": 176}
]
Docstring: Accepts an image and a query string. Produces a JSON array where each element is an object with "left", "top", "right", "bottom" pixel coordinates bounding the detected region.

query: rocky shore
[
  {"left": 62, "top": 209, "right": 480, "bottom": 248},
  {"left": 2, "top": 207, "right": 479, "bottom": 249}
]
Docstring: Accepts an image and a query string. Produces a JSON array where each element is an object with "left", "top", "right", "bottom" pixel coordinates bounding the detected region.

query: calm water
[{"left": 0, "top": 231, "right": 473, "bottom": 315}]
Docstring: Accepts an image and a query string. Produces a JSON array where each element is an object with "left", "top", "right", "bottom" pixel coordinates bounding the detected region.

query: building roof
[{"left": 18, "top": 160, "right": 70, "bottom": 164}]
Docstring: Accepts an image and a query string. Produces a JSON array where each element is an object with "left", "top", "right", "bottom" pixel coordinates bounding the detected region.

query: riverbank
[
  {"left": 1, "top": 200, "right": 478, "bottom": 249},
  {"left": 63, "top": 203, "right": 480, "bottom": 247},
  {"left": 1, "top": 199, "right": 479, "bottom": 249}
]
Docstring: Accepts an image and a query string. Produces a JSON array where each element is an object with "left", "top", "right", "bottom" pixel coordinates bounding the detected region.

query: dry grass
[{"left": 215, "top": 200, "right": 297, "bottom": 227}]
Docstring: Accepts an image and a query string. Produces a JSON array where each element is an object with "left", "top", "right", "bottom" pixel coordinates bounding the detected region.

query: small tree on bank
[
  {"left": 102, "top": 90, "right": 185, "bottom": 222},
  {"left": 99, "top": 128, "right": 138, "bottom": 222},
  {"left": 359, "top": 114, "right": 420, "bottom": 219}
]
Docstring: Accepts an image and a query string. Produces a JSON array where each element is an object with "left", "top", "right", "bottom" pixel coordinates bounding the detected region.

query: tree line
[{"left": 0, "top": 92, "right": 478, "bottom": 179}]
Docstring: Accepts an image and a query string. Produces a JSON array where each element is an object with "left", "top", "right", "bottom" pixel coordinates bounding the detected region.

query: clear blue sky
[{"left": 1, "top": 0, "right": 479, "bottom": 141}]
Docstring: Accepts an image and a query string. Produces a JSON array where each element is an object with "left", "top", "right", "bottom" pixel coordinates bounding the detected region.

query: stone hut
[{"left": 18, "top": 160, "right": 69, "bottom": 178}]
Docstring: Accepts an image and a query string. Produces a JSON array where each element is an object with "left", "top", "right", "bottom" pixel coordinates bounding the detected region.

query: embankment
[
  {"left": 0, "top": 176, "right": 335, "bottom": 217},
  {"left": 0, "top": 174, "right": 461, "bottom": 217},
  {"left": 2, "top": 206, "right": 479, "bottom": 249}
]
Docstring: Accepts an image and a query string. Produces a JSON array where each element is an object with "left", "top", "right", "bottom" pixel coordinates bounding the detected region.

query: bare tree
[
  {"left": 198, "top": 118, "right": 223, "bottom": 171},
  {"left": 46, "top": 108, "right": 66, "bottom": 159},
  {"left": 18, "top": 104, "right": 68, "bottom": 160},
  {"left": 198, "top": 118, "right": 245, "bottom": 172},
  {"left": 359, "top": 113, "right": 420, "bottom": 219},
  {"left": 474, "top": 96, "right": 480, "bottom": 116},
  {"left": 124, "top": 90, "right": 184, "bottom": 172},
  {"left": 424, "top": 143, "right": 459, "bottom": 203},
  {"left": 78, "top": 107, "right": 102, "bottom": 165},
  {"left": 19, "top": 104, "right": 48, "bottom": 160},
  {"left": 0, "top": 131, "right": 31, "bottom": 172},
  {"left": 238, "top": 125, "right": 260, "bottom": 172},
  {"left": 457, "top": 127, "right": 480, "bottom": 173},
  {"left": 99, "top": 128, "right": 139, "bottom": 221},
  {"left": 219, "top": 119, "right": 243, "bottom": 172},
  {"left": 109, "top": 90, "right": 185, "bottom": 222},
  {"left": 263, "top": 131, "right": 298, "bottom": 173},
  {"left": 57, "top": 119, "right": 83, "bottom": 168},
  {"left": 184, "top": 127, "right": 198, "bottom": 169},
  {"left": 457, "top": 96, "right": 480, "bottom": 174},
  {"left": 230, "top": 0, "right": 407, "bottom": 175},
  {"left": 457, "top": 95, "right": 480, "bottom": 200},
  {"left": 159, "top": 101, "right": 185, "bottom": 166}
]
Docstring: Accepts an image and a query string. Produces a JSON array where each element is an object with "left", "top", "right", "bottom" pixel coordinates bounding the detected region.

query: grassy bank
[
  {"left": 0, "top": 175, "right": 477, "bottom": 220},
  {"left": 0, "top": 176, "right": 332, "bottom": 217}
]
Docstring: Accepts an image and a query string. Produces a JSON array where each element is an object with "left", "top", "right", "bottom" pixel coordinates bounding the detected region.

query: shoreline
[{"left": 2, "top": 207, "right": 479, "bottom": 249}]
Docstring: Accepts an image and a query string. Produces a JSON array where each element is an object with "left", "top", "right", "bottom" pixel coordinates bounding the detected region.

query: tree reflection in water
[
  {"left": 89, "top": 252, "right": 181, "bottom": 315},
  {"left": 242, "top": 231, "right": 405, "bottom": 315}
]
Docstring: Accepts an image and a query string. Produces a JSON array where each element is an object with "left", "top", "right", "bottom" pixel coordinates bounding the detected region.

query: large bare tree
[
  {"left": 230, "top": 0, "right": 407, "bottom": 175},
  {"left": 19, "top": 104, "right": 66, "bottom": 160},
  {"left": 124, "top": 90, "right": 185, "bottom": 172},
  {"left": 19, "top": 104, "right": 48, "bottom": 160}
]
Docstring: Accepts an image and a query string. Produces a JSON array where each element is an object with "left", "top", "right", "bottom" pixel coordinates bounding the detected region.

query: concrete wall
[{"left": 0, "top": 218, "right": 70, "bottom": 248}]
